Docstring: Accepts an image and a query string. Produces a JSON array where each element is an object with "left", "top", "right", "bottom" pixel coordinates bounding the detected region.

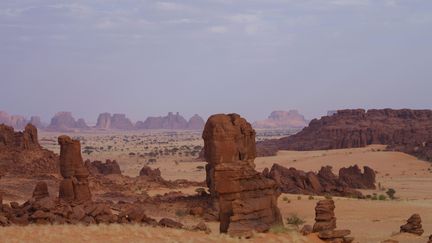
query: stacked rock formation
[
  {"left": 400, "top": 214, "right": 424, "bottom": 235},
  {"left": 58, "top": 135, "right": 92, "bottom": 203},
  {"left": 202, "top": 113, "right": 282, "bottom": 236},
  {"left": 0, "top": 124, "right": 58, "bottom": 175},
  {"left": 264, "top": 164, "right": 374, "bottom": 197},
  {"left": 313, "top": 199, "right": 353, "bottom": 243},
  {"left": 257, "top": 109, "right": 432, "bottom": 162}
]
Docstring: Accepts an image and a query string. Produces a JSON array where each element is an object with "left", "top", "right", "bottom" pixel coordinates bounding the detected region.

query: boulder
[
  {"left": 158, "top": 218, "right": 183, "bottom": 229},
  {"left": 203, "top": 113, "right": 282, "bottom": 236},
  {"left": 32, "top": 181, "right": 49, "bottom": 200},
  {"left": 338, "top": 165, "right": 376, "bottom": 189},
  {"left": 400, "top": 214, "right": 424, "bottom": 236},
  {"left": 139, "top": 166, "right": 162, "bottom": 178}
]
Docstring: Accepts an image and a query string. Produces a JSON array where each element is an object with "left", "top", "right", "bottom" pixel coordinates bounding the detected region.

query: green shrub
[
  {"left": 308, "top": 195, "right": 314, "bottom": 200},
  {"left": 286, "top": 214, "right": 305, "bottom": 228},
  {"left": 378, "top": 194, "right": 387, "bottom": 200},
  {"left": 324, "top": 195, "right": 333, "bottom": 200},
  {"left": 297, "top": 196, "right": 302, "bottom": 200},
  {"left": 269, "top": 225, "right": 289, "bottom": 234}
]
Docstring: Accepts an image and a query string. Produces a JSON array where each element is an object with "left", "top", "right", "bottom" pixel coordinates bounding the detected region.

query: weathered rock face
[
  {"left": 202, "top": 113, "right": 282, "bottom": 236},
  {"left": 58, "top": 135, "right": 92, "bottom": 203},
  {"left": 95, "top": 113, "right": 134, "bottom": 130},
  {"left": 85, "top": 159, "right": 121, "bottom": 175},
  {"left": 338, "top": 165, "right": 376, "bottom": 189},
  {"left": 264, "top": 164, "right": 368, "bottom": 198},
  {"left": 400, "top": 214, "right": 424, "bottom": 236},
  {"left": 47, "top": 112, "right": 89, "bottom": 132},
  {"left": 253, "top": 110, "right": 308, "bottom": 129},
  {"left": 187, "top": 114, "right": 205, "bottom": 130},
  {"left": 0, "top": 111, "right": 31, "bottom": 130},
  {"left": 257, "top": 109, "right": 432, "bottom": 162},
  {"left": 313, "top": 199, "right": 354, "bottom": 243},
  {"left": 0, "top": 124, "right": 58, "bottom": 175}
]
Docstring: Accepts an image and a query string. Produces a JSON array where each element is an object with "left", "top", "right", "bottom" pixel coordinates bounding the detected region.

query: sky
[{"left": 1, "top": 0, "right": 431, "bottom": 124}]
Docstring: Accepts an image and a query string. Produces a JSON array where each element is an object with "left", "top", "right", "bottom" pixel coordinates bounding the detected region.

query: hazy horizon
[{"left": 1, "top": 0, "right": 431, "bottom": 123}]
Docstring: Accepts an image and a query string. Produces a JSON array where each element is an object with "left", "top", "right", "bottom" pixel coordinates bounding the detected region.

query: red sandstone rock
[
  {"left": 0, "top": 124, "right": 58, "bottom": 175},
  {"left": 400, "top": 214, "right": 424, "bottom": 236},
  {"left": 58, "top": 135, "right": 92, "bottom": 203},
  {"left": 338, "top": 165, "right": 376, "bottom": 189},
  {"left": 85, "top": 159, "right": 121, "bottom": 175},
  {"left": 265, "top": 164, "right": 365, "bottom": 198},
  {"left": 32, "top": 182, "right": 49, "bottom": 200},
  {"left": 313, "top": 200, "right": 337, "bottom": 232},
  {"left": 257, "top": 109, "right": 432, "bottom": 162},
  {"left": 158, "top": 218, "right": 184, "bottom": 229},
  {"left": 203, "top": 113, "right": 282, "bottom": 236},
  {"left": 139, "top": 166, "right": 162, "bottom": 178}
]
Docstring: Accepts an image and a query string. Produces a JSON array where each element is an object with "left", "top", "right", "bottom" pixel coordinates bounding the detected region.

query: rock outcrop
[
  {"left": 0, "top": 124, "right": 58, "bottom": 175},
  {"left": 400, "top": 214, "right": 424, "bottom": 236},
  {"left": 85, "top": 159, "right": 121, "bottom": 175},
  {"left": 47, "top": 112, "right": 89, "bottom": 132},
  {"left": 95, "top": 113, "right": 134, "bottom": 130},
  {"left": 135, "top": 112, "right": 205, "bottom": 130},
  {"left": 313, "top": 199, "right": 354, "bottom": 243},
  {"left": 257, "top": 109, "right": 432, "bottom": 162},
  {"left": 263, "top": 164, "right": 372, "bottom": 197},
  {"left": 338, "top": 165, "right": 376, "bottom": 189},
  {"left": 0, "top": 111, "right": 32, "bottom": 130},
  {"left": 58, "top": 135, "right": 92, "bottom": 203},
  {"left": 29, "top": 116, "right": 44, "bottom": 129},
  {"left": 253, "top": 110, "right": 308, "bottom": 129},
  {"left": 139, "top": 166, "right": 162, "bottom": 178},
  {"left": 202, "top": 113, "right": 282, "bottom": 236},
  {"left": 32, "top": 182, "right": 50, "bottom": 200}
]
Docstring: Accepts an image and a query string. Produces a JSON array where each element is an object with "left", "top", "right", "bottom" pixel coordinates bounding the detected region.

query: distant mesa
[
  {"left": 253, "top": 110, "right": 308, "bottom": 129},
  {"left": 135, "top": 112, "right": 204, "bottom": 130},
  {"left": 0, "top": 111, "right": 44, "bottom": 130},
  {"left": 96, "top": 113, "right": 134, "bottom": 130},
  {"left": 46, "top": 112, "right": 89, "bottom": 132}
]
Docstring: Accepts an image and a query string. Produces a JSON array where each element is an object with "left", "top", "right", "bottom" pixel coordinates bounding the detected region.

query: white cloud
[{"left": 208, "top": 25, "right": 227, "bottom": 33}]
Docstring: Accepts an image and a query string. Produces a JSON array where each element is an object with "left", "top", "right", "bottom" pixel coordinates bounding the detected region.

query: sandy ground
[{"left": 9, "top": 132, "right": 429, "bottom": 243}]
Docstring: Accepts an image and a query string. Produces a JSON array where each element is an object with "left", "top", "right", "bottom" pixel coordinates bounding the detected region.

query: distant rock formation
[
  {"left": 47, "top": 112, "right": 89, "bottom": 132},
  {"left": 0, "top": 124, "right": 58, "bottom": 175},
  {"left": 400, "top": 214, "right": 424, "bottom": 236},
  {"left": 263, "top": 164, "right": 374, "bottom": 197},
  {"left": 29, "top": 116, "right": 44, "bottom": 129},
  {"left": 139, "top": 166, "right": 162, "bottom": 178},
  {"left": 0, "top": 111, "right": 33, "bottom": 130},
  {"left": 95, "top": 113, "right": 134, "bottom": 130},
  {"left": 58, "top": 135, "right": 92, "bottom": 203},
  {"left": 257, "top": 109, "right": 432, "bottom": 162},
  {"left": 187, "top": 114, "right": 205, "bottom": 130},
  {"left": 253, "top": 110, "right": 308, "bottom": 129},
  {"left": 203, "top": 113, "right": 282, "bottom": 236},
  {"left": 136, "top": 112, "right": 205, "bottom": 130}
]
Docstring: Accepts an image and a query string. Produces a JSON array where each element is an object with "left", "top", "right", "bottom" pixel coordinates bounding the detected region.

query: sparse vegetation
[
  {"left": 386, "top": 188, "right": 396, "bottom": 199},
  {"left": 286, "top": 214, "right": 305, "bottom": 228}
]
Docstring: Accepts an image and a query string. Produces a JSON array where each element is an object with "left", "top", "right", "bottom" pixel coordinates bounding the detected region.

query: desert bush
[
  {"left": 324, "top": 195, "right": 333, "bottom": 200},
  {"left": 308, "top": 195, "right": 314, "bottom": 200},
  {"left": 378, "top": 194, "right": 387, "bottom": 200},
  {"left": 286, "top": 214, "right": 305, "bottom": 228},
  {"left": 297, "top": 196, "right": 302, "bottom": 200},
  {"left": 386, "top": 188, "right": 396, "bottom": 199}
]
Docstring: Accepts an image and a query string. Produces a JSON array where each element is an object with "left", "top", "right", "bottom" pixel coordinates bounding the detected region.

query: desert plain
[{"left": 1, "top": 129, "right": 431, "bottom": 243}]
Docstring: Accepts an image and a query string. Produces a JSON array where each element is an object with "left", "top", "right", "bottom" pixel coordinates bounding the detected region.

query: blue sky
[{"left": 1, "top": 0, "right": 431, "bottom": 123}]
